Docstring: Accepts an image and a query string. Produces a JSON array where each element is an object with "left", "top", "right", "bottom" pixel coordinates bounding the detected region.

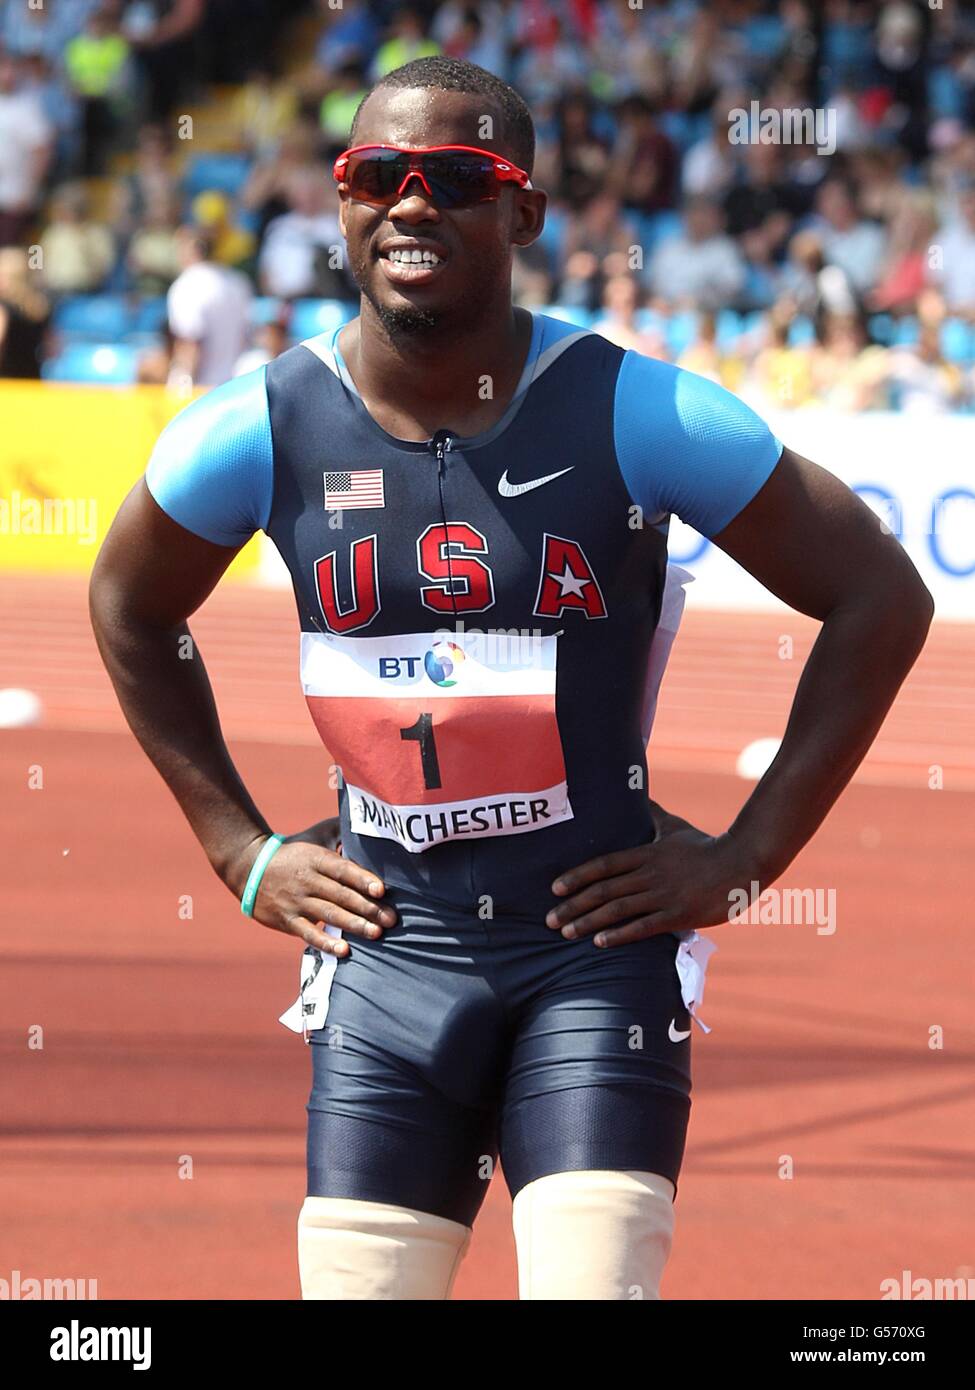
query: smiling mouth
[{"left": 378, "top": 247, "right": 448, "bottom": 285}]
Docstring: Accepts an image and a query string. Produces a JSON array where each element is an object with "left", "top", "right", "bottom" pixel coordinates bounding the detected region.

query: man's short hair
[{"left": 349, "top": 56, "right": 535, "bottom": 175}]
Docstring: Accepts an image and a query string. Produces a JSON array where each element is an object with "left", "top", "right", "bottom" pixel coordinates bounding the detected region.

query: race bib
[{"left": 300, "top": 629, "right": 572, "bottom": 852}]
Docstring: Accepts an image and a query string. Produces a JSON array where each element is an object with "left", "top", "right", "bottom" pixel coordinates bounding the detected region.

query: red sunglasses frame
[{"left": 332, "top": 143, "right": 534, "bottom": 204}]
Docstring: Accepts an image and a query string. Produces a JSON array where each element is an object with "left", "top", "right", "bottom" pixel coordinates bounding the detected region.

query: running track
[{"left": 1, "top": 574, "right": 973, "bottom": 1299}]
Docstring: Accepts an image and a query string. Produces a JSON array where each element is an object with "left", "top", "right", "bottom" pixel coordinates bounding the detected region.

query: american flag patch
[{"left": 324, "top": 469, "right": 385, "bottom": 510}]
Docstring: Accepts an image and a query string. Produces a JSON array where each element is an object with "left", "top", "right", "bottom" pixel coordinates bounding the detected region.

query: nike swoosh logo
[
  {"left": 668, "top": 1019, "right": 692, "bottom": 1043},
  {"left": 497, "top": 466, "right": 574, "bottom": 498}
]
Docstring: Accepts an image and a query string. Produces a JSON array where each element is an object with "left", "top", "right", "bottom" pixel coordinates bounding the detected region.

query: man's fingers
[
  {"left": 591, "top": 915, "right": 677, "bottom": 948},
  {"left": 301, "top": 896, "right": 385, "bottom": 940},
  {"left": 546, "top": 870, "right": 650, "bottom": 929},
  {"left": 551, "top": 847, "right": 647, "bottom": 896},
  {"left": 291, "top": 917, "right": 350, "bottom": 956},
  {"left": 312, "top": 851, "right": 397, "bottom": 923},
  {"left": 553, "top": 889, "right": 657, "bottom": 939}
]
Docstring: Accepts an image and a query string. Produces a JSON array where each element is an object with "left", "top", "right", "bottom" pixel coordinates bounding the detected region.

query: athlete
[{"left": 90, "top": 58, "right": 933, "bottom": 1300}]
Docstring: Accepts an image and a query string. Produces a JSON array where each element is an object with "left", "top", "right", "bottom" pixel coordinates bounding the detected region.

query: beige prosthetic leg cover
[
  {"left": 297, "top": 1196, "right": 471, "bottom": 1300},
  {"left": 512, "top": 1169, "right": 676, "bottom": 1300}
]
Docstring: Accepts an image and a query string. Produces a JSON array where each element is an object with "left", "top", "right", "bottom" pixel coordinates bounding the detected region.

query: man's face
[{"left": 338, "top": 85, "right": 542, "bottom": 338}]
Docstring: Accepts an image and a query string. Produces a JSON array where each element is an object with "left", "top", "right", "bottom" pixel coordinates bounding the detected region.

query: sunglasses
[{"left": 333, "top": 143, "right": 533, "bottom": 209}]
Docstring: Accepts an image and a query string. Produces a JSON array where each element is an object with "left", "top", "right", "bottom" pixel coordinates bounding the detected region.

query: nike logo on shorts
[{"left": 668, "top": 1019, "right": 692, "bottom": 1043}]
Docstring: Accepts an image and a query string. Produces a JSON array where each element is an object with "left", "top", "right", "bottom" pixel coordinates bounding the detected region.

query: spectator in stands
[
  {"left": 313, "top": 0, "right": 381, "bottom": 80},
  {"left": 547, "top": 92, "right": 613, "bottom": 212},
  {"left": 258, "top": 167, "right": 348, "bottom": 301},
  {"left": 234, "top": 309, "right": 290, "bottom": 376},
  {"left": 607, "top": 95, "right": 679, "bottom": 218},
  {"left": 740, "top": 297, "right": 815, "bottom": 413},
  {"left": 166, "top": 225, "right": 251, "bottom": 388},
  {"left": 511, "top": 13, "right": 589, "bottom": 107},
  {"left": 64, "top": 4, "right": 131, "bottom": 176},
  {"left": 869, "top": 189, "right": 939, "bottom": 313},
  {"left": 2, "top": 0, "right": 95, "bottom": 65},
  {"left": 319, "top": 62, "right": 369, "bottom": 152},
  {"left": 124, "top": 0, "right": 205, "bottom": 122},
  {"left": 0, "top": 246, "right": 50, "bottom": 378},
  {"left": 810, "top": 311, "right": 890, "bottom": 411},
  {"left": 20, "top": 52, "right": 81, "bottom": 183},
  {"left": 127, "top": 190, "right": 181, "bottom": 295},
  {"left": 887, "top": 322, "right": 967, "bottom": 414},
  {"left": 781, "top": 229, "right": 858, "bottom": 320},
  {"left": 931, "top": 178, "right": 975, "bottom": 318},
  {"left": 556, "top": 191, "right": 638, "bottom": 311},
  {"left": 813, "top": 176, "right": 888, "bottom": 297},
  {"left": 588, "top": 0, "right": 668, "bottom": 106},
  {"left": 682, "top": 100, "right": 739, "bottom": 202},
  {"left": 38, "top": 181, "right": 115, "bottom": 294},
  {"left": 0, "top": 51, "right": 53, "bottom": 247},
  {"left": 372, "top": 6, "right": 441, "bottom": 81},
  {"left": 724, "top": 141, "right": 809, "bottom": 244},
  {"left": 647, "top": 196, "right": 746, "bottom": 311},
  {"left": 125, "top": 122, "right": 179, "bottom": 222},
  {"left": 135, "top": 322, "right": 174, "bottom": 384},
  {"left": 591, "top": 274, "right": 666, "bottom": 358},
  {"left": 241, "top": 117, "right": 324, "bottom": 245},
  {"left": 190, "top": 190, "right": 255, "bottom": 274},
  {"left": 434, "top": 5, "right": 508, "bottom": 75},
  {"left": 676, "top": 310, "right": 725, "bottom": 386},
  {"left": 234, "top": 65, "right": 298, "bottom": 160}
]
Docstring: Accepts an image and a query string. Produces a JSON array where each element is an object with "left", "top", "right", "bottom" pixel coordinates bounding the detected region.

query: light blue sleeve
[
  {"left": 144, "top": 366, "right": 273, "bottom": 546},
  {"left": 614, "top": 351, "right": 784, "bottom": 538}
]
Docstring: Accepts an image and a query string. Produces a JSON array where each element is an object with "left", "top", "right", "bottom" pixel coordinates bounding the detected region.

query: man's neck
[{"left": 338, "top": 302, "right": 533, "bottom": 440}]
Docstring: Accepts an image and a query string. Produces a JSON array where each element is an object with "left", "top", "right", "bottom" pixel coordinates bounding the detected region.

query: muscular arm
[
  {"left": 548, "top": 445, "right": 934, "bottom": 943},
  {"left": 714, "top": 446, "right": 934, "bottom": 879},
  {"left": 89, "top": 478, "right": 270, "bottom": 892},
  {"left": 89, "top": 480, "right": 392, "bottom": 952}
]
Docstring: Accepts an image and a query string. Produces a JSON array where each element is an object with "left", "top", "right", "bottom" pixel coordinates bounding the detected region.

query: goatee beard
[{"left": 371, "top": 301, "right": 440, "bottom": 336}]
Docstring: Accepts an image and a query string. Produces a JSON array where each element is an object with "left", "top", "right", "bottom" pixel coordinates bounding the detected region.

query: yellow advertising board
[{"left": 0, "top": 382, "right": 259, "bottom": 576}]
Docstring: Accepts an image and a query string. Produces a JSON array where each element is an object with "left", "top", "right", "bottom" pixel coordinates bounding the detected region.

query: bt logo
[{"left": 378, "top": 641, "right": 467, "bottom": 687}]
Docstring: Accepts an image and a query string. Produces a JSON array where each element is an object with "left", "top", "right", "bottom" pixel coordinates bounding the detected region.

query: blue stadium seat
[
  {"left": 869, "top": 313, "right": 895, "bottom": 346},
  {"left": 53, "top": 295, "right": 131, "bottom": 341},
  {"left": 715, "top": 309, "right": 743, "bottom": 349},
  {"left": 183, "top": 152, "right": 252, "bottom": 199},
  {"left": 250, "top": 295, "right": 283, "bottom": 326},
  {"left": 665, "top": 310, "right": 698, "bottom": 356},
  {"left": 634, "top": 209, "right": 683, "bottom": 260},
  {"left": 635, "top": 308, "right": 666, "bottom": 336},
  {"left": 42, "top": 343, "right": 140, "bottom": 384},
  {"left": 289, "top": 298, "right": 355, "bottom": 340},
  {"left": 130, "top": 297, "right": 167, "bottom": 334},
  {"left": 941, "top": 318, "right": 974, "bottom": 364},
  {"left": 787, "top": 315, "right": 815, "bottom": 348}
]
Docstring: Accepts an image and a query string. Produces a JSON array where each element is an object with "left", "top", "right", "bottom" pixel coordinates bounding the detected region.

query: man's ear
[{"left": 512, "top": 188, "right": 547, "bottom": 249}]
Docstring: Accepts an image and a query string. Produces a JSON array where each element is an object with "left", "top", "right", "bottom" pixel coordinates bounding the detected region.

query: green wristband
[{"left": 241, "top": 834, "right": 285, "bottom": 917}]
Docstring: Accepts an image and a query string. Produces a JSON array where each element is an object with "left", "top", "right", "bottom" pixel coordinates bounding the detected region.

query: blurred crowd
[{"left": 1, "top": 0, "right": 975, "bottom": 412}]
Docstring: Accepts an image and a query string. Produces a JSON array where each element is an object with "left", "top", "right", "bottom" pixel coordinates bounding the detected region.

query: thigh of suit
[
  {"left": 305, "top": 896, "right": 692, "bottom": 1224},
  {"left": 497, "top": 925, "right": 693, "bottom": 1200},
  {"left": 305, "top": 895, "right": 507, "bottom": 1228}
]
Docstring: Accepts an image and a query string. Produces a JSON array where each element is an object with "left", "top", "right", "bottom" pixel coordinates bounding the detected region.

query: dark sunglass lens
[
  {"left": 425, "top": 154, "right": 496, "bottom": 205},
  {"left": 349, "top": 151, "right": 410, "bottom": 202}
]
